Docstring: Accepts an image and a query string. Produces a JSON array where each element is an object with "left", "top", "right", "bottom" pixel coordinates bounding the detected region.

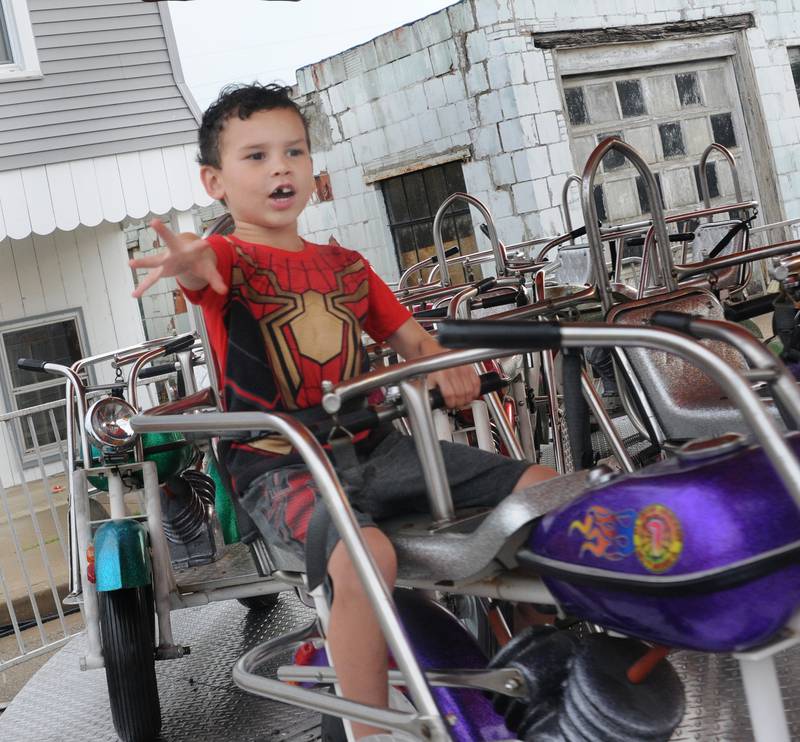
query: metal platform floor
[{"left": 1, "top": 591, "right": 800, "bottom": 741}]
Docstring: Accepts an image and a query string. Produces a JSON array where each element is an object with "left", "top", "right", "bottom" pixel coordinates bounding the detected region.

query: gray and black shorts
[{"left": 240, "top": 429, "right": 530, "bottom": 585}]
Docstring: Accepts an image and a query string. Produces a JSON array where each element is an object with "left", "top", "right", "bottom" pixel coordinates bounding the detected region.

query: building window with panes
[
  {"left": 789, "top": 47, "right": 800, "bottom": 104},
  {"left": 0, "top": 0, "right": 41, "bottom": 81},
  {"left": 562, "top": 59, "right": 753, "bottom": 225},
  {"left": 380, "top": 162, "right": 482, "bottom": 286},
  {"left": 0, "top": 314, "right": 85, "bottom": 454}
]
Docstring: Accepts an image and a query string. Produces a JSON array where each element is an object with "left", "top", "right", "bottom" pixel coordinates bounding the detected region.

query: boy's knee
[
  {"left": 328, "top": 528, "right": 397, "bottom": 597},
  {"left": 513, "top": 464, "right": 559, "bottom": 491}
]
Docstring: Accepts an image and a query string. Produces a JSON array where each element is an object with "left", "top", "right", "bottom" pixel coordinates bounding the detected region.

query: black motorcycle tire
[{"left": 99, "top": 585, "right": 161, "bottom": 742}]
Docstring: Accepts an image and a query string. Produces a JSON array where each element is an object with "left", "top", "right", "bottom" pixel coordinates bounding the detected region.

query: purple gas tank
[{"left": 527, "top": 433, "right": 800, "bottom": 652}]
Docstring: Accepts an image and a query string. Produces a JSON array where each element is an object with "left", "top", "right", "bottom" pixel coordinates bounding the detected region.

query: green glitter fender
[{"left": 94, "top": 519, "right": 152, "bottom": 592}]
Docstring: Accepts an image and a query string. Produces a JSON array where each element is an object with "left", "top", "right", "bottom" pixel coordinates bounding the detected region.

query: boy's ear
[{"left": 200, "top": 165, "right": 226, "bottom": 202}]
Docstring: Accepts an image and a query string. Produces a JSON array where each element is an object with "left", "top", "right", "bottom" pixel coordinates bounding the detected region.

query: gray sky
[{"left": 168, "top": 0, "right": 456, "bottom": 110}]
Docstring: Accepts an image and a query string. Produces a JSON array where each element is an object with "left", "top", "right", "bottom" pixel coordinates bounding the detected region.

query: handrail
[
  {"left": 561, "top": 174, "right": 582, "bottom": 243},
  {"left": 581, "top": 137, "right": 673, "bottom": 311},
  {"left": 432, "top": 193, "right": 506, "bottom": 286},
  {"left": 637, "top": 200, "right": 758, "bottom": 298},
  {"left": 698, "top": 143, "right": 743, "bottom": 210},
  {"left": 131, "top": 410, "right": 449, "bottom": 739}
]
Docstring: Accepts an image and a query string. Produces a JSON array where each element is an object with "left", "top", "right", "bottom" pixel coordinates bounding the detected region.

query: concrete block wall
[{"left": 296, "top": 0, "right": 800, "bottom": 281}]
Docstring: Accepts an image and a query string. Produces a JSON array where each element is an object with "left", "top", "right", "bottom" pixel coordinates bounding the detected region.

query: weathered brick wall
[{"left": 297, "top": 0, "right": 800, "bottom": 281}]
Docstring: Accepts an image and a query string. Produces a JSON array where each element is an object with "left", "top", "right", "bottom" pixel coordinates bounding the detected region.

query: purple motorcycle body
[{"left": 527, "top": 433, "right": 800, "bottom": 651}]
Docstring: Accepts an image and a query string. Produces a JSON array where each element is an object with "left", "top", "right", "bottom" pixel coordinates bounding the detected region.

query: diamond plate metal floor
[
  {"left": 1, "top": 591, "right": 800, "bottom": 741},
  {"left": 0, "top": 593, "right": 321, "bottom": 742}
]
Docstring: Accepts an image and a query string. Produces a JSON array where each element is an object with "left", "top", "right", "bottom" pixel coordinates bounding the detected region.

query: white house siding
[
  {"left": 296, "top": 0, "right": 800, "bottom": 282},
  {"left": 0, "top": 221, "right": 144, "bottom": 485},
  {"left": 0, "top": 0, "right": 199, "bottom": 171},
  {"left": 0, "top": 222, "right": 144, "bottom": 377}
]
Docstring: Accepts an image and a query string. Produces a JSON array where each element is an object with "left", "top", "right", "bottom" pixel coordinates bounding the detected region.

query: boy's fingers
[
  {"left": 202, "top": 263, "right": 228, "bottom": 294},
  {"left": 132, "top": 267, "right": 163, "bottom": 298},
  {"left": 129, "top": 253, "right": 166, "bottom": 269},
  {"left": 150, "top": 218, "right": 181, "bottom": 251}
]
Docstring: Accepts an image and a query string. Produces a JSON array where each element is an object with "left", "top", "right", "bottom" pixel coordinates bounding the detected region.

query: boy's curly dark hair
[{"left": 198, "top": 82, "right": 310, "bottom": 168}]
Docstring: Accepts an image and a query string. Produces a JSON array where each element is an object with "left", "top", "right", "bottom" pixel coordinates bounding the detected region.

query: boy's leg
[
  {"left": 512, "top": 462, "right": 559, "bottom": 491},
  {"left": 327, "top": 527, "right": 398, "bottom": 740}
]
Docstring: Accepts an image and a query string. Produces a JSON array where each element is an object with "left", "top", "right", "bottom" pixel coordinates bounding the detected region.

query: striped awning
[{"left": 0, "top": 143, "right": 214, "bottom": 240}]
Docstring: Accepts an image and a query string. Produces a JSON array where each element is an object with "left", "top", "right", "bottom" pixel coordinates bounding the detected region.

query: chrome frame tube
[
  {"left": 556, "top": 325, "right": 800, "bottom": 505},
  {"left": 672, "top": 317, "right": 800, "bottom": 429},
  {"left": 637, "top": 200, "right": 758, "bottom": 299},
  {"left": 580, "top": 370, "right": 635, "bottom": 472},
  {"left": 127, "top": 346, "right": 174, "bottom": 411},
  {"left": 582, "top": 138, "right": 674, "bottom": 310},
  {"left": 233, "top": 632, "right": 433, "bottom": 739},
  {"left": 131, "top": 410, "right": 448, "bottom": 737},
  {"left": 72, "top": 469, "right": 104, "bottom": 669},
  {"left": 141, "top": 461, "right": 181, "bottom": 656},
  {"left": 675, "top": 238, "right": 800, "bottom": 281},
  {"left": 400, "top": 378, "right": 456, "bottom": 524},
  {"left": 512, "top": 376, "right": 537, "bottom": 461},
  {"left": 561, "top": 174, "right": 582, "bottom": 242},
  {"left": 699, "top": 143, "right": 743, "bottom": 210},
  {"left": 177, "top": 349, "right": 197, "bottom": 396},
  {"left": 432, "top": 192, "right": 506, "bottom": 286},
  {"left": 319, "top": 324, "right": 800, "bottom": 502}
]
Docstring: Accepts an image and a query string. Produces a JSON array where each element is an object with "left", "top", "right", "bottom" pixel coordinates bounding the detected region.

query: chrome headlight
[{"left": 85, "top": 398, "right": 137, "bottom": 451}]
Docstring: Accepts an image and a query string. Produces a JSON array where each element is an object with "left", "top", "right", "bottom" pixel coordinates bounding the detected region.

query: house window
[
  {"left": 616, "top": 79, "right": 646, "bottom": 118},
  {"left": 790, "top": 47, "right": 800, "bottom": 103},
  {"left": 0, "top": 0, "right": 41, "bottom": 81},
  {"left": 676, "top": 72, "right": 702, "bottom": 106},
  {"left": 562, "top": 58, "right": 753, "bottom": 222},
  {"left": 380, "top": 162, "right": 481, "bottom": 285},
  {"left": 659, "top": 122, "right": 686, "bottom": 158},
  {"left": 710, "top": 112, "right": 736, "bottom": 149},
  {"left": 565, "top": 87, "right": 589, "bottom": 126},
  {"left": 1, "top": 315, "right": 85, "bottom": 452},
  {"left": 0, "top": 10, "right": 11, "bottom": 64},
  {"left": 598, "top": 131, "right": 626, "bottom": 170}
]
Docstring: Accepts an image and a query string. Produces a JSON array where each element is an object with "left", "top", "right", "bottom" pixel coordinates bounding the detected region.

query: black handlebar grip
[
  {"left": 162, "top": 334, "right": 195, "bottom": 355},
  {"left": 650, "top": 311, "right": 695, "bottom": 334},
  {"left": 475, "top": 277, "right": 497, "bottom": 295},
  {"left": 567, "top": 224, "right": 588, "bottom": 241},
  {"left": 438, "top": 320, "right": 562, "bottom": 351},
  {"left": 724, "top": 293, "right": 779, "bottom": 322},
  {"left": 430, "top": 246, "right": 460, "bottom": 264},
  {"left": 627, "top": 232, "right": 695, "bottom": 247},
  {"left": 476, "top": 291, "right": 519, "bottom": 310},
  {"left": 428, "top": 371, "right": 507, "bottom": 409},
  {"left": 413, "top": 307, "right": 448, "bottom": 320},
  {"left": 138, "top": 362, "right": 178, "bottom": 380},
  {"left": 17, "top": 358, "right": 47, "bottom": 372}
]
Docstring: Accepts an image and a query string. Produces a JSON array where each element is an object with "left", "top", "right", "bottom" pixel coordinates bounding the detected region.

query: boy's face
[{"left": 201, "top": 107, "right": 314, "bottom": 236}]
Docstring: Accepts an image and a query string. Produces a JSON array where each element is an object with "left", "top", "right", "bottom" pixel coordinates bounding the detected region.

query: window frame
[
  {"left": 0, "top": 309, "right": 89, "bottom": 464},
  {"left": 379, "top": 162, "right": 478, "bottom": 282},
  {"left": 0, "top": 0, "right": 42, "bottom": 83}
]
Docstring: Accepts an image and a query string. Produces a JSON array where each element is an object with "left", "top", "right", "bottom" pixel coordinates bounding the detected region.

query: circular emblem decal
[{"left": 633, "top": 504, "right": 683, "bottom": 573}]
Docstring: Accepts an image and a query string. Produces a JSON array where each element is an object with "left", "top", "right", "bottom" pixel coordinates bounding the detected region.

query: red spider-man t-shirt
[{"left": 181, "top": 234, "right": 411, "bottom": 493}]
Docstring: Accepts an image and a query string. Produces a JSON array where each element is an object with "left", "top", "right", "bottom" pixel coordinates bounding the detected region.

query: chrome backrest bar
[{"left": 432, "top": 192, "right": 506, "bottom": 286}]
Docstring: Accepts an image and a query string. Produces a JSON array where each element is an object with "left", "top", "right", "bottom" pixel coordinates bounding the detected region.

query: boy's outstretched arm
[
  {"left": 128, "top": 219, "right": 227, "bottom": 298},
  {"left": 386, "top": 317, "right": 480, "bottom": 409}
]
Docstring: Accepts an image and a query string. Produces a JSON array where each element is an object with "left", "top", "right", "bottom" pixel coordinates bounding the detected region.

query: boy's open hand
[
  {"left": 428, "top": 364, "right": 481, "bottom": 410},
  {"left": 128, "top": 219, "right": 227, "bottom": 298}
]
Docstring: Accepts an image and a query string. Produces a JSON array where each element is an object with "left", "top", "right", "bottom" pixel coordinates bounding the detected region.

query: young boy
[{"left": 131, "top": 83, "right": 556, "bottom": 740}]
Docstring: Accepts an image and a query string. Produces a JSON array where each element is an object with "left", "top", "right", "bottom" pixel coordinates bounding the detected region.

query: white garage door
[{"left": 562, "top": 58, "right": 757, "bottom": 224}]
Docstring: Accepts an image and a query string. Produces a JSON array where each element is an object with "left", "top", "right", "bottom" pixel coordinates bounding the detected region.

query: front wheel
[{"left": 99, "top": 585, "right": 161, "bottom": 742}]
